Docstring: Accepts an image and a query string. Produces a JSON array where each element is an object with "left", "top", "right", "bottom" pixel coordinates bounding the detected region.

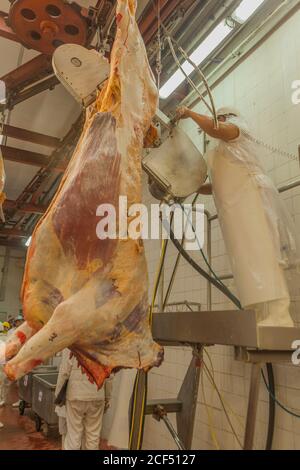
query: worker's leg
[
  {"left": 64, "top": 400, "right": 86, "bottom": 451},
  {"left": 82, "top": 401, "right": 105, "bottom": 450},
  {"left": 58, "top": 416, "right": 67, "bottom": 450}
]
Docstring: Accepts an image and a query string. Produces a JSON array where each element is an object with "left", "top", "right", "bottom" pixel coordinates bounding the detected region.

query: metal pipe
[
  {"left": 278, "top": 179, "right": 300, "bottom": 193},
  {"left": 161, "top": 415, "right": 186, "bottom": 450},
  {"left": 219, "top": 274, "right": 234, "bottom": 281},
  {"left": 244, "top": 363, "right": 261, "bottom": 450},
  {"left": 159, "top": 220, "right": 165, "bottom": 312},
  {"left": 207, "top": 216, "right": 212, "bottom": 310},
  {"left": 156, "top": 301, "right": 202, "bottom": 311},
  {"left": 187, "top": 0, "right": 299, "bottom": 110}
]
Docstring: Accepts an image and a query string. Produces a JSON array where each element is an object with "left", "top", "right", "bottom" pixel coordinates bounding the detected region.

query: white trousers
[
  {"left": 106, "top": 369, "right": 136, "bottom": 449},
  {"left": 0, "top": 368, "right": 9, "bottom": 403},
  {"left": 64, "top": 400, "right": 105, "bottom": 450}
]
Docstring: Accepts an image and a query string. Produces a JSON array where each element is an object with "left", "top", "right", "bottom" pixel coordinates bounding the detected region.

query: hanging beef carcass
[{"left": 4, "top": 0, "right": 163, "bottom": 387}]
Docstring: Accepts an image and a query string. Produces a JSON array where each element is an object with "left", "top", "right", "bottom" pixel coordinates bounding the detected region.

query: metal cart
[
  {"left": 32, "top": 372, "right": 59, "bottom": 434},
  {"left": 18, "top": 366, "right": 57, "bottom": 416}
]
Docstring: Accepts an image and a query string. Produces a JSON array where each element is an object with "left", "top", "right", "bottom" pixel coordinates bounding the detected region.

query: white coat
[
  {"left": 206, "top": 116, "right": 298, "bottom": 311},
  {"left": 55, "top": 349, "right": 113, "bottom": 450},
  {"left": 0, "top": 333, "right": 9, "bottom": 404}
]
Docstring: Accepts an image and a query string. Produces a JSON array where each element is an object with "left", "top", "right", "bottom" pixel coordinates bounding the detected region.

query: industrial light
[
  {"left": 0, "top": 80, "right": 5, "bottom": 105},
  {"left": 0, "top": 80, "right": 6, "bottom": 146},
  {"left": 233, "top": 0, "right": 266, "bottom": 24},
  {"left": 25, "top": 236, "right": 32, "bottom": 247},
  {"left": 159, "top": 20, "right": 233, "bottom": 99}
]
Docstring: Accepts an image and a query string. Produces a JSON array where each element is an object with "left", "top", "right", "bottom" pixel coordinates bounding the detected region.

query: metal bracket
[
  {"left": 143, "top": 345, "right": 203, "bottom": 450},
  {"left": 152, "top": 405, "right": 186, "bottom": 450}
]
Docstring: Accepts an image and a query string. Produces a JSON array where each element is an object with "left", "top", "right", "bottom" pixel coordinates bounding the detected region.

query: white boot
[
  {"left": 0, "top": 422, "right": 3, "bottom": 429},
  {"left": 255, "top": 297, "right": 294, "bottom": 327}
]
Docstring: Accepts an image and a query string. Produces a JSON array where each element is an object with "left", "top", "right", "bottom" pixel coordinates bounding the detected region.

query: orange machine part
[{"left": 8, "top": 0, "right": 88, "bottom": 55}]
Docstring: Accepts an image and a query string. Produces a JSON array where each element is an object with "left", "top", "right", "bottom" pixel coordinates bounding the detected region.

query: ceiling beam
[
  {"left": 0, "top": 11, "right": 19, "bottom": 43},
  {"left": 145, "top": 1, "right": 181, "bottom": 45},
  {"left": 4, "top": 200, "right": 47, "bottom": 215},
  {"left": 0, "top": 145, "right": 65, "bottom": 170},
  {"left": 1, "top": 54, "right": 54, "bottom": 91},
  {"left": 0, "top": 239, "right": 26, "bottom": 250},
  {"left": 0, "top": 228, "right": 29, "bottom": 238},
  {"left": 9, "top": 75, "right": 60, "bottom": 108},
  {"left": 139, "top": 0, "right": 168, "bottom": 34},
  {"left": 1, "top": 124, "right": 60, "bottom": 148}
]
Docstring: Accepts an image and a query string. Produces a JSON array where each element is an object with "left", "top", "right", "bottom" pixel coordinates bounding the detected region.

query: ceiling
[{"left": 0, "top": 0, "right": 298, "bottom": 249}]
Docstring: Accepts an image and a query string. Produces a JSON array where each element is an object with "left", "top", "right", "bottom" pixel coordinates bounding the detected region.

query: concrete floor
[
  {"left": 0, "top": 405, "right": 60, "bottom": 450},
  {"left": 0, "top": 384, "right": 113, "bottom": 450},
  {"left": 0, "top": 384, "right": 60, "bottom": 450}
]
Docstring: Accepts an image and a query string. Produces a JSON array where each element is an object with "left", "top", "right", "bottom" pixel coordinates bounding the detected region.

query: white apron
[
  {"left": 102, "top": 369, "right": 136, "bottom": 449},
  {"left": 206, "top": 120, "right": 297, "bottom": 308}
]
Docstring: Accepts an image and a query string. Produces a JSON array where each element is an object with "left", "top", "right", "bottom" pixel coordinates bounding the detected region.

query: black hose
[
  {"left": 166, "top": 220, "right": 278, "bottom": 450},
  {"left": 165, "top": 222, "right": 242, "bottom": 309},
  {"left": 265, "top": 363, "right": 276, "bottom": 450}
]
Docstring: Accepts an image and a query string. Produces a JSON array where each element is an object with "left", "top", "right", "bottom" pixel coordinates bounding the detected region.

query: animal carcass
[{"left": 4, "top": 0, "right": 163, "bottom": 387}]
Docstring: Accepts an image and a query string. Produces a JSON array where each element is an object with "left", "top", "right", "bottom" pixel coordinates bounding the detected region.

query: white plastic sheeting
[{"left": 206, "top": 114, "right": 299, "bottom": 313}]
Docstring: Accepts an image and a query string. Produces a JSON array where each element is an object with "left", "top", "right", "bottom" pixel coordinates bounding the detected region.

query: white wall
[
  {"left": 0, "top": 247, "right": 25, "bottom": 322},
  {"left": 143, "top": 10, "right": 300, "bottom": 450}
]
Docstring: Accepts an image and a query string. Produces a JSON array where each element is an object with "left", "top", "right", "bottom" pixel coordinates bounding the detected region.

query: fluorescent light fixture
[
  {"left": 159, "top": 20, "right": 233, "bottom": 99},
  {"left": 0, "top": 80, "right": 6, "bottom": 146},
  {"left": 0, "top": 81, "right": 5, "bottom": 105},
  {"left": 25, "top": 236, "right": 32, "bottom": 247},
  {"left": 233, "top": 0, "right": 266, "bottom": 24}
]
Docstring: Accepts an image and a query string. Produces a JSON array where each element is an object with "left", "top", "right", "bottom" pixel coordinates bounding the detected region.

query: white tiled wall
[
  {"left": 143, "top": 11, "right": 300, "bottom": 450},
  {"left": 0, "top": 247, "right": 25, "bottom": 321}
]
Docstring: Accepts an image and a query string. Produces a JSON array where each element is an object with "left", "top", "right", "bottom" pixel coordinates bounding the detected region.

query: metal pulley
[
  {"left": 52, "top": 44, "right": 110, "bottom": 107},
  {"left": 7, "top": 0, "right": 89, "bottom": 55},
  {"left": 142, "top": 127, "right": 208, "bottom": 203}
]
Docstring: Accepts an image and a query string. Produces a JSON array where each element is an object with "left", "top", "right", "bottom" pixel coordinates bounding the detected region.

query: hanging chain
[
  {"left": 155, "top": 0, "right": 162, "bottom": 89},
  {"left": 243, "top": 131, "right": 299, "bottom": 163},
  {"left": 0, "top": 105, "right": 5, "bottom": 136}
]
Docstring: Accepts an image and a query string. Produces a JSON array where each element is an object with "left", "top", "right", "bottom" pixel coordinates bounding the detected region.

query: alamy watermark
[
  {"left": 96, "top": 196, "right": 205, "bottom": 252},
  {"left": 292, "top": 340, "right": 300, "bottom": 366},
  {"left": 291, "top": 81, "right": 300, "bottom": 105}
]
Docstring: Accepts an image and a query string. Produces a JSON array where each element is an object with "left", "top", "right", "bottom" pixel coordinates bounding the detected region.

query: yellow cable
[
  {"left": 203, "top": 361, "right": 243, "bottom": 449},
  {"left": 202, "top": 348, "right": 221, "bottom": 450},
  {"left": 129, "top": 237, "right": 168, "bottom": 449},
  {"left": 201, "top": 368, "right": 221, "bottom": 450},
  {"left": 204, "top": 349, "right": 245, "bottom": 430}
]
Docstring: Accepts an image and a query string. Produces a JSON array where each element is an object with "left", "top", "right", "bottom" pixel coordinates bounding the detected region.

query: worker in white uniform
[
  {"left": 55, "top": 349, "right": 113, "bottom": 450},
  {"left": 176, "top": 106, "right": 299, "bottom": 327}
]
